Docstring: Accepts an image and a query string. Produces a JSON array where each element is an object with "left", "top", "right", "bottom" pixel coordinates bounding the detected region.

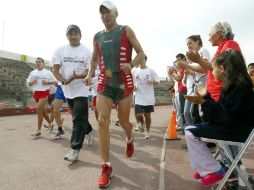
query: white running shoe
[
  {"left": 140, "top": 124, "right": 145, "bottom": 133},
  {"left": 144, "top": 131, "right": 150, "bottom": 139},
  {"left": 31, "top": 130, "right": 41, "bottom": 138},
  {"left": 64, "top": 149, "right": 79, "bottom": 162},
  {"left": 115, "top": 120, "right": 120, "bottom": 126},
  {"left": 47, "top": 124, "right": 54, "bottom": 133},
  {"left": 51, "top": 130, "right": 65, "bottom": 139},
  {"left": 87, "top": 130, "right": 94, "bottom": 146},
  {"left": 134, "top": 124, "right": 140, "bottom": 131}
]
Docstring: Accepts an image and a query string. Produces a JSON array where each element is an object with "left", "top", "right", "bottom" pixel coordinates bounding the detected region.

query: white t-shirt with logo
[
  {"left": 134, "top": 67, "right": 160, "bottom": 106},
  {"left": 51, "top": 44, "right": 91, "bottom": 99},
  {"left": 27, "top": 69, "right": 57, "bottom": 92}
]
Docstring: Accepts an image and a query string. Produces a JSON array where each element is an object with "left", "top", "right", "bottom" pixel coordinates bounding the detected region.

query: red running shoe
[
  {"left": 97, "top": 163, "right": 112, "bottom": 188},
  {"left": 194, "top": 172, "right": 202, "bottom": 179},
  {"left": 125, "top": 138, "right": 134, "bottom": 157},
  {"left": 201, "top": 172, "right": 225, "bottom": 186}
]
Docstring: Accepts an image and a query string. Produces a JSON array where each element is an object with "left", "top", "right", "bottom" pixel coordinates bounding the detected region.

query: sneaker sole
[
  {"left": 98, "top": 180, "right": 110, "bottom": 189},
  {"left": 51, "top": 135, "right": 64, "bottom": 140},
  {"left": 126, "top": 149, "right": 134, "bottom": 157},
  {"left": 201, "top": 180, "right": 222, "bottom": 187},
  {"left": 31, "top": 134, "right": 41, "bottom": 138},
  {"left": 64, "top": 157, "right": 78, "bottom": 163},
  {"left": 98, "top": 174, "right": 113, "bottom": 189},
  {"left": 64, "top": 153, "right": 79, "bottom": 162}
]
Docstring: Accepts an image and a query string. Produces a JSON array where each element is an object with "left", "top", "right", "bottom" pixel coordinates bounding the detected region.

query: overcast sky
[{"left": 0, "top": 0, "right": 254, "bottom": 77}]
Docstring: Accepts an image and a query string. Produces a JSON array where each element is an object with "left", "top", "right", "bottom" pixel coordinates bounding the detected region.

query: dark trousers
[
  {"left": 67, "top": 97, "right": 92, "bottom": 150},
  {"left": 192, "top": 104, "right": 202, "bottom": 124},
  {"left": 178, "top": 92, "right": 186, "bottom": 133}
]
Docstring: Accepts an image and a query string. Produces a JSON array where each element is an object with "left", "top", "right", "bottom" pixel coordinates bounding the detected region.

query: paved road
[{"left": 0, "top": 106, "right": 253, "bottom": 190}]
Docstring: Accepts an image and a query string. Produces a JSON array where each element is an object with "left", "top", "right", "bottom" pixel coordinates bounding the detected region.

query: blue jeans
[
  {"left": 178, "top": 92, "right": 186, "bottom": 130},
  {"left": 184, "top": 99, "right": 193, "bottom": 126}
]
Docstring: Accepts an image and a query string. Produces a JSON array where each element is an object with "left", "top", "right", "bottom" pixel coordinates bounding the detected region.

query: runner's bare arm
[
  {"left": 87, "top": 38, "right": 99, "bottom": 78},
  {"left": 53, "top": 64, "right": 65, "bottom": 82},
  {"left": 126, "top": 26, "right": 145, "bottom": 67}
]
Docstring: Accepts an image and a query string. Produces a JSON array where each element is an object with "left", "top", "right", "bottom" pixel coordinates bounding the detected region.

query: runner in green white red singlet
[
  {"left": 84, "top": 1, "right": 145, "bottom": 188},
  {"left": 95, "top": 25, "right": 134, "bottom": 102}
]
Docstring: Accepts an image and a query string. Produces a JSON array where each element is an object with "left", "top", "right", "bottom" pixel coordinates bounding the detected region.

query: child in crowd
[{"left": 184, "top": 50, "right": 254, "bottom": 186}]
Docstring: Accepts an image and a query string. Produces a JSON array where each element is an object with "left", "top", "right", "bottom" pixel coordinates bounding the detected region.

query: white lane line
[{"left": 159, "top": 132, "right": 167, "bottom": 190}]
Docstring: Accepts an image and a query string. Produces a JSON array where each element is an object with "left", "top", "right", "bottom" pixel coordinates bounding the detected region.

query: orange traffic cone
[{"left": 165, "top": 111, "right": 180, "bottom": 140}]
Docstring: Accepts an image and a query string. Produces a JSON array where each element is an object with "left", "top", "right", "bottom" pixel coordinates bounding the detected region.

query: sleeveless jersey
[{"left": 94, "top": 25, "right": 134, "bottom": 95}]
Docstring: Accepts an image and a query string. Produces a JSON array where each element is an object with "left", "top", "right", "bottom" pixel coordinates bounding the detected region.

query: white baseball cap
[{"left": 99, "top": 1, "right": 117, "bottom": 13}]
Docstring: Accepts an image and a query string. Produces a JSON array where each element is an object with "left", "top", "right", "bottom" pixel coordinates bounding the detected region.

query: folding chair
[{"left": 200, "top": 127, "right": 254, "bottom": 190}]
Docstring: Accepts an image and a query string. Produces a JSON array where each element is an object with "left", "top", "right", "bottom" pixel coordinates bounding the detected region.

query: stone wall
[
  {"left": 154, "top": 80, "right": 174, "bottom": 104},
  {"left": 0, "top": 57, "right": 34, "bottom": 104}
]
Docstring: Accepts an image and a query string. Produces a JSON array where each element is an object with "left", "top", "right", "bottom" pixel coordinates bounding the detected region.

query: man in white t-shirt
[
  {"left": 52, "top": 25, "right": 94, "bottom": 162},
  {"left": 134, "top": 55, "right": 160, "bottom": 139},
  {"left": 27, "top": 57, "right": 57, "bottom": 137}
]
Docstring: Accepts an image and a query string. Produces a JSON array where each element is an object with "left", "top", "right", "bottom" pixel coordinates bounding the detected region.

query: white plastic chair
[{"left": 200, "top": 127, "right": 254, "bottom": 190}]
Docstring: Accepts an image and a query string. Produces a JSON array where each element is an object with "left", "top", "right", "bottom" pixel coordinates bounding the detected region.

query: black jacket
[{"left": 201, "top": 84, "right": 254, "bottom": 130}]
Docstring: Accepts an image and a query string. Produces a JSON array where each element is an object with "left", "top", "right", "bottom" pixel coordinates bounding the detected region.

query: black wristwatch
[{"left": 62, "top": 80, "right": 66, "bottom": 85}]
